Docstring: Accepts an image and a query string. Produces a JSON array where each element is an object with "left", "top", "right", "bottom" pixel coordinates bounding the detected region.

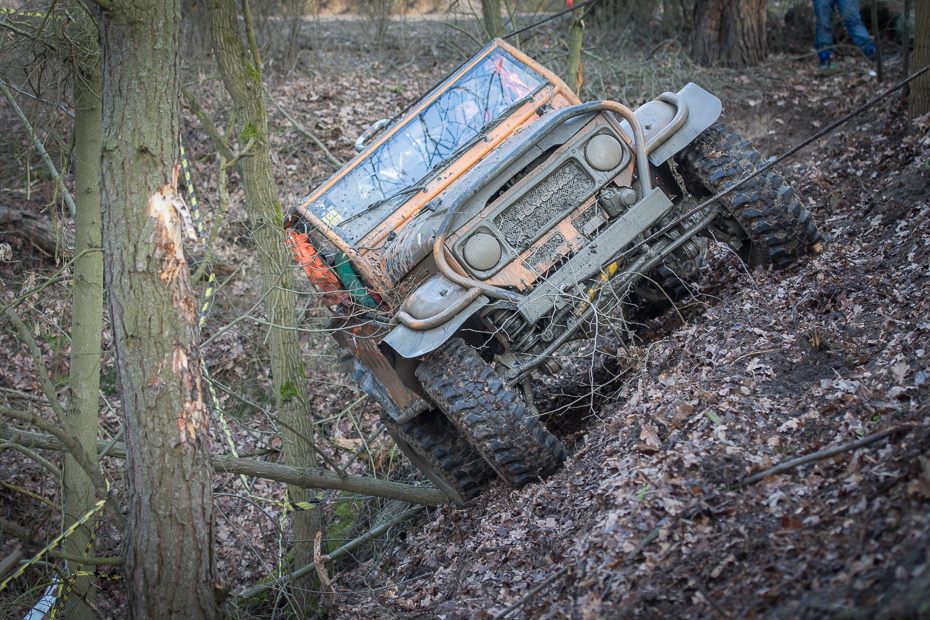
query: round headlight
[
  {"left": 463, "top": 233, "right": 502, "bottom": 272},
  {"left": 585, "top": 134, "right": 624, "bottom": 171}
]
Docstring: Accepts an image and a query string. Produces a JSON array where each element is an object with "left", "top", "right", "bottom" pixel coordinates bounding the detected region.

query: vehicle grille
[
  {"left": 524, "top": 233, "right": 566, "bottom": 272},
  {"left": 493, "top": 160, "right": 593, "bottom": 251}
]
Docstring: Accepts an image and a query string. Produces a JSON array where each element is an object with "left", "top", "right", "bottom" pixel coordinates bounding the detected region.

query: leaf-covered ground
[{"left": 318, "top": 43, "right": 930, "bottom": 620}]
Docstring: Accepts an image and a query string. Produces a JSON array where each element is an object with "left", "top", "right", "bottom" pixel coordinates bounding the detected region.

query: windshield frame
[{"left": 292, "top": 40, "right": 549, "bottom": 245}]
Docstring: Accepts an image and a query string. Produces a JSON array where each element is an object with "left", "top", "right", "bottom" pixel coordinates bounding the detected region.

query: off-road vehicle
[{"left": 283, "top": 39, "right": 822, "bottom": 504}]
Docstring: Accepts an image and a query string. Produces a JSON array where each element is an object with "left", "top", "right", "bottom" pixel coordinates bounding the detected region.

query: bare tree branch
[
  {"left": 0, "top": 21, "right": 59, "bottom": 51},
  {"left": 0, "top": 405, "right": 105, "bottom": 498},
  {"left": 180, "top": 85, "right": 236, "bottom": 162},
  {"left": 0, "top": 518, "right": 122, "bottom": 564},
  {"left": 240, "top": 0, "right": 262, "bottom": 71},
  {"left": 1, "top": 248, "right": 97, "bottom": 312},
  {"left": 0, "top": 79, "right": 77, "bottom": 218},
  {"left": 737, "top": 424, "right": 920, "bottom": 487},
  {"left": 0, "top": 425, "right": 450, "bottom": 506},
  {"left": 2, "top": 307, "right": 125, "bottom": 531},
  {"left": 213, "top": 455, "right": 447, "bottom": 505},
  {"left": 263, "top": 85, "right": 341, "bottom": 168},
  {"left": 0, "top": 440, "right": 62, "bottom": 478},
  {"left": 239, "top": 504, "right": 426, "bottom": 599}
]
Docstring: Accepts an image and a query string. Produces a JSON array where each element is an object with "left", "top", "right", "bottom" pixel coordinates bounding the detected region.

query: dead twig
[
  {"left": 728, "top": 348, "right": 781, "bottom": 367},
  {"left": 0, "top": 79, "right": 76, "bottom": 218},
  {"left": 0, "top": 440, "right": 61, "bottom": 478},
  {"left": 263, "top": 85, "right": 341, "bottom": 168},
  {"left": 492, "top": 565, "right": 570, "bottom": 620},
  {"left": 628, "top": 527, "right": 659, "bottom": 560},
  {"left": 689, "top": 572, "right": 732, "bottom": 619},
  {"left": 180, "top": 85, "right": 236, "bottom": 162},
  {"left": 338, "top": 423, "right": 385, "bottom": 476},
  {"left": 239, "top": 504, "right": 425, "bottom": 600},
  {"left": 737, "top": 424, "right": 919, "bottom": 487},
  {"left": 313, "top": 530, "right": 334, "bottom": 595},
  {"left": 1, "top": 308, "right": 106, "bottom": 497}
]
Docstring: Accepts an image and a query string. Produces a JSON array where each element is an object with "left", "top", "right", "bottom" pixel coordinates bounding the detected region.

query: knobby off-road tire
[
  {"left": 415, "top": 338, "right": 568, "bottom": 487},
  {"left": 637, "top": 238, "right": 708, "bottom": 304},
  {"left": 381, "top": 409, "right": 495, "bottom": 505},
  {"left": 675, "top": 123, "right": 823, "bottom": 268}
]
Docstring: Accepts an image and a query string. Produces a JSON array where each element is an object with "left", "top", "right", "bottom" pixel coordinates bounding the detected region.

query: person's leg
[
  {"left": 836, "top": 0, "right": 875, "bottom": 53},
  {"left": 813, "top": 0, "right": 837, "bottom": 66},
  {"left": 813, "top": 0, "right": 836, "bottom": 52}
]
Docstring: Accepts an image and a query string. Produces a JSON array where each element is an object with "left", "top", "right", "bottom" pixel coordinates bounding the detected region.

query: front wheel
[
  {"left": 382, "top": 409, "right": 496, "bottom": 505},
  {"left": 675, "top": 123, "right": 823, "bottom": 268},
  {"left": 415, "top": 339, "right": 567, "bottom": 487}
]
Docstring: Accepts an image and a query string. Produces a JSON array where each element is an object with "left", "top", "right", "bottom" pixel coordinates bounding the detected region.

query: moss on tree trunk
[{"left": 209, "top": 0, "right": 323, "bottom": 607}]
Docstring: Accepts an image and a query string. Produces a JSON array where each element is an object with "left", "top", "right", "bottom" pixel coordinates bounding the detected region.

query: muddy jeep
[{"left": 283, "top": 39, "right": 822, "bottom": 504}]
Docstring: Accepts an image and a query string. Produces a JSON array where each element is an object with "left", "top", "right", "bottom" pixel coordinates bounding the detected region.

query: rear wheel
[
  {"left": 415, "top": 338, "right": 567, "bottom": 487},
  {"left": 675, "top": 123, "right": 823, "bottom": 268},
  {"left": 382, "top": 409, "right": 495, "bottom": 505},
  {"left": 635, "top": 237, "right": 708, "bottom": 304}
]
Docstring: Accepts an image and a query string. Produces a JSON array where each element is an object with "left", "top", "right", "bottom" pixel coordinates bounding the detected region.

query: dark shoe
[
  {"left": 865, "top": 46, "right": 896, "bottom": 64},
  {"left": 819, "top": 52, "right": 834, "bottom": 69}
]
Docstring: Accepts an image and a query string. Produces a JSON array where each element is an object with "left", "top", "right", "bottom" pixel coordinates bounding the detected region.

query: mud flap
[
  {"left": 383, "top": 295, "right": 490, "bottom": 359},
  {"left": 348, "top": 358, "right": 427, "bottom": 424}
]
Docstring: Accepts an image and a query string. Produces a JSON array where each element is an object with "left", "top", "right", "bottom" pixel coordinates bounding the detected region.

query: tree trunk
[
  {"left": 62, "top": 12, "right": 102, "bottom": 619},
  {"left": 284, "top": 0, "right": 307, "bottom": 74},
  {"left": 566, "top": 16, "right": 585, "bottom": 96},
  {"left": 98, "top": 0, "right": 217, "bottom": 617},
  {"left": 209, "top": 0, "right": 323, "bottom": 607},
  {"left": 691, "top": 0, "right": 767, "bottom": 69},
  {"left": 910, "top": 0, "right": 930, "bottom": 119},
  {"left": 481, "top": 0, "right": 503, "bottom": 38}
]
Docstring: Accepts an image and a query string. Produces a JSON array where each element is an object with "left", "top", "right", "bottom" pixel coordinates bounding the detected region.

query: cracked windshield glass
[{"left": 306, "top": 48, "right": 545, "bottom": 243}]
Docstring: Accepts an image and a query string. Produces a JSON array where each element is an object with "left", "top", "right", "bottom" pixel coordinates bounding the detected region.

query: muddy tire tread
[
  {"left": 382, "top": 409, "right": 495, "bottom": 504},
  {"left": 415, "top": 339, "right": 567, "bottom": 487},
  {"left": 640, "top": 239, "right": 707, "bottom": 302},
  {"left": 675, "top": 122, "right": 822, "bottom": 268}
]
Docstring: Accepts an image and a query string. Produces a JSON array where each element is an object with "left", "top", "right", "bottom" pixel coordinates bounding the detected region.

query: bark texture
[
  {"left": 62, "top": 18, "right": 102, "bottom": 619},
  {"left": 481, "top": 0, "right": 503, "bottom": 38},
  {"left": 910, "top": 0, "right": 930, "bottom": 119},
  {"left": 209, "top": 0, "right": 322, "bottom": 605},
  {"left": 566, "top": 17, "right": 584, "bottom": 95},
  {"left": 99, "top": 0, "right": 217, "bottom": 617},
  {"left": 691, "top": 0, "right": 767, "bottom": 69}
]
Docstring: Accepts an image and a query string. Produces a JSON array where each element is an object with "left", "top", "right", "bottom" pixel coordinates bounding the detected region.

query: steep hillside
[{"left": 331, "top": 66, "right": 930, "bottom": 620}]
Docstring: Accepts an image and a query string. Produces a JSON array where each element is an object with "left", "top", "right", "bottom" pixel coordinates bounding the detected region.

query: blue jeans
[{"left": 813, "top": 0, "right": 874, "bottom": 53}]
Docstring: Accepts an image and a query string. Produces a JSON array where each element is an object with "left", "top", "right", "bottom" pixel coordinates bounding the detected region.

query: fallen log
[
  {"left": 0, "top": 205, "right": 70, "bottom": 256},
  {"left": 0, "top": 423, "right": 448, "bottom": 506}
]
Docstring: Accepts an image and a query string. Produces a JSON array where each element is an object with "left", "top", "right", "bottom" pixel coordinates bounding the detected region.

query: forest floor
[
  {"left": 275, "top": 20, "right": 929, "bottom": 620},
  {"left": 0, "top": 12, "right": 928, "bottom": 620}
]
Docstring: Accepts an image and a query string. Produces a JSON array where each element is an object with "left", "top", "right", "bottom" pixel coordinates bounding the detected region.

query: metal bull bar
[{"left": 394, "top": 97, "right": 677, "bottom": 330}]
